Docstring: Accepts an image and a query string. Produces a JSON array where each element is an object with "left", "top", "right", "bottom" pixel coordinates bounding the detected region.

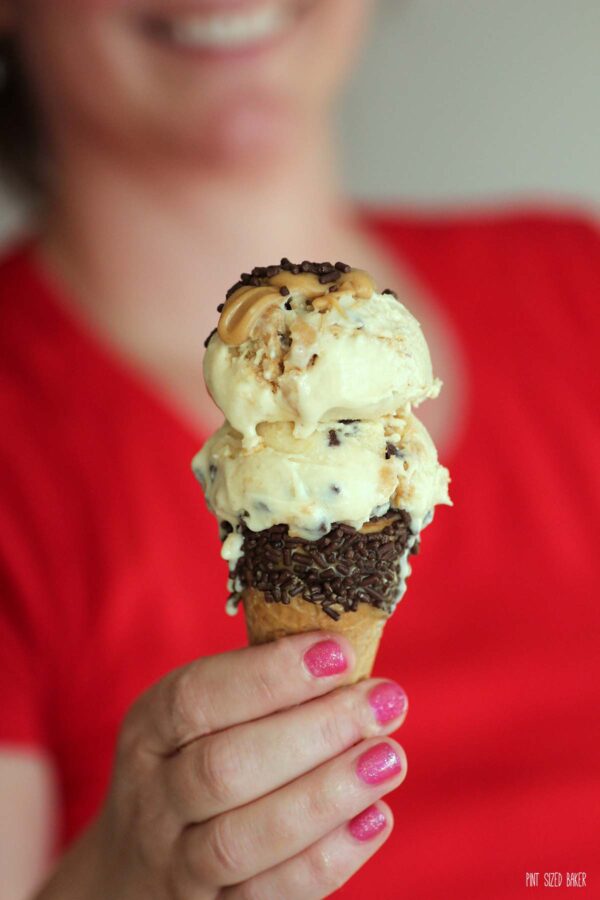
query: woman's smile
[{"left": 139, "top": 0, "right": 318, "bottom": 61}]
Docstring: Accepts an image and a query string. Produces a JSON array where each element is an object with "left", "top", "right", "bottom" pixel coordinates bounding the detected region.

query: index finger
[{"left": 127, "top": 632, "right": 356, "bottom": 755}]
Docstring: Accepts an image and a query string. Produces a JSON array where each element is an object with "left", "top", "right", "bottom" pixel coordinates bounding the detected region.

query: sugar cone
[{"left": 243, "top": 587, "right": 387, "bottom": 682}]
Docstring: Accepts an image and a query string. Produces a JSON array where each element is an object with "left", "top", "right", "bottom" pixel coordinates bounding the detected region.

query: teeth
[{"left": 169, "top": 5, "right": 291, "bottom": 49}]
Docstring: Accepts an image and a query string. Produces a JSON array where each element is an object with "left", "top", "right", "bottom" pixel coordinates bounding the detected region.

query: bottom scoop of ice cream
[{"left": 192, "top": 411, "right": 450, "bottom": 549}]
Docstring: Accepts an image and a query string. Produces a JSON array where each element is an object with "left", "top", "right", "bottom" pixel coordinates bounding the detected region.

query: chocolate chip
[
  {"left": 284, "top": 300, "right": 292, "bottom": 310},
  {"left": 279, "top": 286, "right": 290, "bottom": 296},
  {"left": 331, "top": 484, "right": 341, "bottom": 494},
  {"left": 385, "top": 442, "right": 401, "bottom": 459},
  {"left": 328, "top": 429, "right": 340, "bottom": 447}
]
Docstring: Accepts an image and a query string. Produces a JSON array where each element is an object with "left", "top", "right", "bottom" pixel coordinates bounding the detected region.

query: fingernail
[
  {"left": 348, "top": 805, "right": 388, "bottom": 842},
  {"left": 368, "top": 682, "right": 408, "bottom": 725},
  {"left": 356, "top": 742, "right": 403, "bottom": 785},
  {"left": 303, "top": 639, "right": 348, "bottom": 678}
]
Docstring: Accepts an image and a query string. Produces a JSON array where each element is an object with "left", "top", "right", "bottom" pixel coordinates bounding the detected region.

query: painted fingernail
[
  {"left": 368, "top": 682, "right": 408, "bottom": 725},
  {"left": 356, "top": 742, "right": 403, "bottom": 785},
  {"left": 303, "top": 639, "right": 348, "bottom": 678},
  {"left": 348, "top": 805, "right": 388, "bottom": 842}
]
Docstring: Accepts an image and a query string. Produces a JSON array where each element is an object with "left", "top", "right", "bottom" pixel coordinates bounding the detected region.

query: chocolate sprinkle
[
  {"left": 204, "top": 327, "right": 217, "bottom": 349},
  {"left": 382, "top": 288, "right": 398, "bottom": 298},
  {"left": 205, "top": 257, "right": 390, "bottom": 347},
  {"left": 224, "top": 258, "right": 357, "bottom": 299},
  {"left": 319, "top": 270, "right": 340, "bottom": 284},
  {"left": 229, "top": 511, "right": 413, "bottom": 617}
]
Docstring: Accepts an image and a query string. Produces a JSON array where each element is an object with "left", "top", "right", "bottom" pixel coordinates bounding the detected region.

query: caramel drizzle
[{"left": 217, "top": 269, "right": 377, "bottom": 346}]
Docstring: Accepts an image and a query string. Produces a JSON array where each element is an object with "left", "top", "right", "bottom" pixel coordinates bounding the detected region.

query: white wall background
[
  {"left": 338, "top": 0, "right": 600, "bottom": 208},
  {"left": 1, "top": 0, "right": 599, "bottom": 241}
]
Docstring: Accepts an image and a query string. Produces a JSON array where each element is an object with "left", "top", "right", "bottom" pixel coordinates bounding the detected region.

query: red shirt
[{"left": 1, "top": 210, "right": 599, "bottom": 898}]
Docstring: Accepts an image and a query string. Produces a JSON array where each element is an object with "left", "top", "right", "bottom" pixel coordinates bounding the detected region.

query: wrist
[{"left": 35, "top": 816, "right": 108, "bottom": 900}]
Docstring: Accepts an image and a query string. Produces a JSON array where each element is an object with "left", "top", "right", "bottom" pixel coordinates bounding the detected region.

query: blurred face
[{"left": 4, "top": 0, "right": 374, "bottom": 172}]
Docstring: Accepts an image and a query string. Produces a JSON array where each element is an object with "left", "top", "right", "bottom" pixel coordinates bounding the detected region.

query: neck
[
  {"left": 39, "top": 127, "right": 352, "bottom": 365},
  {"left": 35, "top": 131, "right": 464, "bottom": 449}
]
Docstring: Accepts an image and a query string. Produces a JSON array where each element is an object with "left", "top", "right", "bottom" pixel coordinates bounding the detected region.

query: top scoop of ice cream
[{"left": 204, "top": 259, "right": 440, "bottom": 447}]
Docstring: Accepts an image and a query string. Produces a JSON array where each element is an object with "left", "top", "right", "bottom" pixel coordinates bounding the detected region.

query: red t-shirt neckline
[{"left": 13, "top": 238, "right": 208, "bottom": 449}]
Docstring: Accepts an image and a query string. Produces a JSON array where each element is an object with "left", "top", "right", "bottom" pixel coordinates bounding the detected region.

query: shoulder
[
  {"left": 0, "top": 240, "right": 116, "bottom": 439},
  {"left": 364, "top": 203, "right": 600, "bottom": 277},
  {"left": 0, "top": 241, "right": 69, "bottom": 410},
  {"left": 0, "top": 242, "right": 108, "bottom": 565},
  {"left": 364, "top": 202, "right": 599, "bottom": 247},
  {"left": 364, "top": 205, "right": 600, "bottom": 325},
  {"left": 0, "top": 242, "right": 77, "bottom": 475}
]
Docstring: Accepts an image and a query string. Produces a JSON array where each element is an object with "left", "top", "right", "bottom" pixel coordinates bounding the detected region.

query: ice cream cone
[
  {"left": 243, "top": 587, "right": 387, "bottom": 682},
  {"left": 192, "top": 258, "right": 451, "bottom": 680}
]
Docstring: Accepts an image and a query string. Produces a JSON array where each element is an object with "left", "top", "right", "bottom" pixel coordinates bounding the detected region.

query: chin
[{"left": 150, "top": 90, "right": 306, "bottom": 173}]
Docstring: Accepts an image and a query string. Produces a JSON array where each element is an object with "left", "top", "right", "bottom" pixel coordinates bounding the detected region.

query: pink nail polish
[
  {"left": 356, "top": 742, "right": 403, "bottom": 785},
  {"left": 368, "top": 682, "right": 408, "bottom": 725},
  {"left": 348, "top": 805, "right": 388, "bottom": 842},
  {"left": 303, "top": 639, "right": 348, "bottom": 678}
]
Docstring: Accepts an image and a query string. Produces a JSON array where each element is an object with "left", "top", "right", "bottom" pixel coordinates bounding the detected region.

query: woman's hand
[{"left": 39, "top": 633, "right": 408, "bottom": 900}]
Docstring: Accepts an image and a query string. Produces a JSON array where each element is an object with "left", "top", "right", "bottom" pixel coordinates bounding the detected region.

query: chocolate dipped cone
[{"left": 232, "top": 512, "right": 413, "bottom": 683}]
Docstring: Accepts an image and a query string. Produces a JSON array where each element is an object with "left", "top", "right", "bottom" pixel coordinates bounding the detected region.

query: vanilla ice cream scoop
[
  {"left": 193, "top": 411, "right": 450, "bottom": 550},
  {"left": 204, "top": 260, "right": 440, "bottom": 448}
]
